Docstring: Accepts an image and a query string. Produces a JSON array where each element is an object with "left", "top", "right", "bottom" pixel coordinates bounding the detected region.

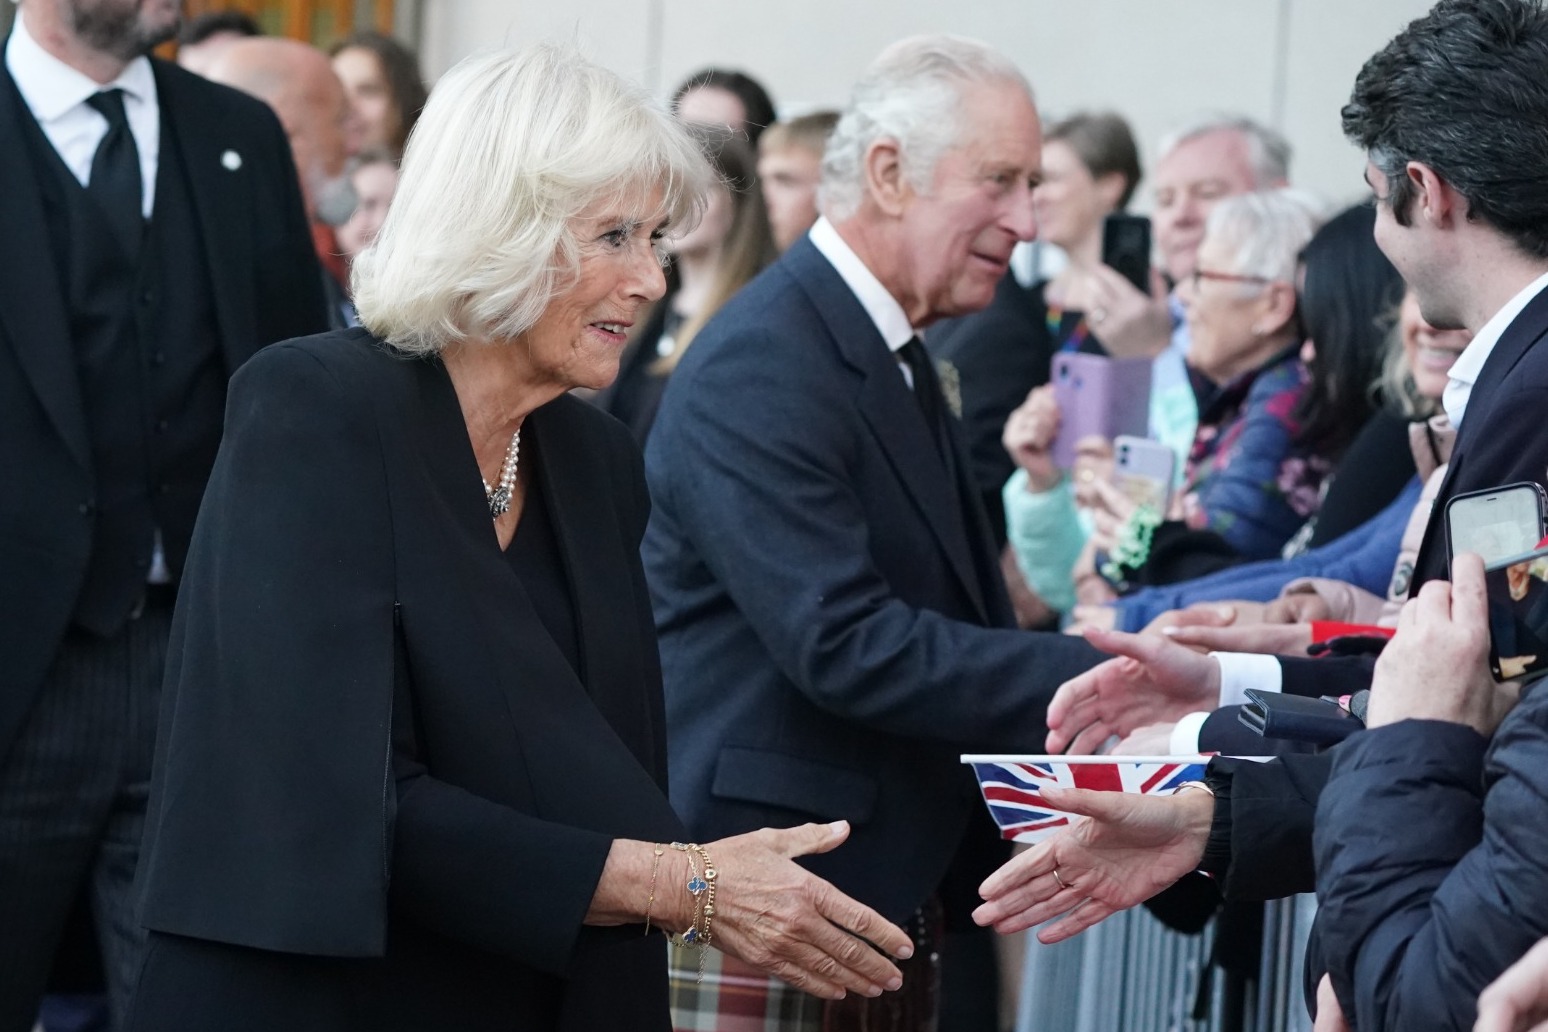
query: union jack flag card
[{"left": 961, "top": 755, "right": 1209, "bottom": 844}]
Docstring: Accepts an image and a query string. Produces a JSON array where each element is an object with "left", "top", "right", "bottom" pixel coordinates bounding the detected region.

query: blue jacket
[{"left": 1111, "top": 476, "right": 1421, "bottom": 631}]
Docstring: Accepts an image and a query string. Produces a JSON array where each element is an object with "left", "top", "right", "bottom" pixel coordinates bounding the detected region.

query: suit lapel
[
  {"left": 0, "top": 67, "right": 90, "bottom": 471},
  {"left": 151, "top": 61, "right": 254, "bottom": 374},
  {"left": 787, "top": 241, "right": 991, "bottom": 623}
]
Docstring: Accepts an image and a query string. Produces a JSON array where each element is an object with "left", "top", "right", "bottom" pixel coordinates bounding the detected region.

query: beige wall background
[{"left": 422, "top": 0, "right": 1433, "bottom": 210}]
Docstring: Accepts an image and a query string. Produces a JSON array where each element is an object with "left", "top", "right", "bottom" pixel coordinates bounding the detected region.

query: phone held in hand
[
  {"left": 1102, "top": 213, "right": 1152, "bottom": 294},
  {"left": 1485, "top": 544, "right": 1548, "bottom": 683},
  {"left": 1049, "top": 352, "right": 1152, "bottom": 469},
  {"left": 1112, "top": 435, "right": 1175, "bottom": 514},
  {"left": 1444, "top": 482, "right": 1548, "bottom": 571}
]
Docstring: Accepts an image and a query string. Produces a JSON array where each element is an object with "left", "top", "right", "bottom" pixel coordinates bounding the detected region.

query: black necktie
[
  {"left": 898, "top": 336, "right": 950, "bottom": 461},
  {"left": 85, "top": 89, "right": 143, "bottom": 259}
]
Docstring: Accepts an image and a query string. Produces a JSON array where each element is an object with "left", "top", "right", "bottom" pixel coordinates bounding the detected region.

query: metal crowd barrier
[{"left": 1016, "top": 895, "right": 1317, "bottom": 1032}]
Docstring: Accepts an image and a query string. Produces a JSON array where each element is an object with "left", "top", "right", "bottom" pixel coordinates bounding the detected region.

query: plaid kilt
[
  {"left": 669, "top": 946, "right": 826, "bottom": 1032},
  {"left": 667, "top": 901, "right": 942, "bottom": 1032}
]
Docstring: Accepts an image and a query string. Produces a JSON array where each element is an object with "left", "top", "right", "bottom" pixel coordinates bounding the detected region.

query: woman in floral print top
[{"left": 1172, "top": 191, "right": 1327, "bottom": 560}]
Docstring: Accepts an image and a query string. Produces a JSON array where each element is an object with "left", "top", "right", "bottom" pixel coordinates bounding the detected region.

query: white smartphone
[
  {"left": 1112, "top": 435, "right": 1175, "bottom": 514},
  {"left": 1444, "top": 482, "right": 1548, "bottom": 569}
]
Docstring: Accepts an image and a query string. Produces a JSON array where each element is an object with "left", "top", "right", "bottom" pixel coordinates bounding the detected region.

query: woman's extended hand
[
  {"left": 972, "top": 785, "right": 1214, "bottom": 943},
  {"left": 704, "top": 822, "right": 912, "bottom": 1001}
]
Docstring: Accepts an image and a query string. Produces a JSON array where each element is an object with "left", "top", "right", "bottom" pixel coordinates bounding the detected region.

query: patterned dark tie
[
  {"left": 85, "top": 89, "right": 144, "bottom": 259},
  {"left": 898, "top": 335, "right": 950, "bottom": 462}
]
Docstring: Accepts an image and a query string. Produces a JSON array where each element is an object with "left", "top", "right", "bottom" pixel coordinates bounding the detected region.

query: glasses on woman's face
[{"left": 1189, "top": 268, "right": 1274, "bottom": 291}]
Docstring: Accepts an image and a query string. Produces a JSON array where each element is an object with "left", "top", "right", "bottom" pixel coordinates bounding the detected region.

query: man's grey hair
[
  {"left": 1156, "top": 112, "right": 1293, "bottom": 188},
  {"left": 818, "top": 35, "right": 1031, "bottom": 221}
]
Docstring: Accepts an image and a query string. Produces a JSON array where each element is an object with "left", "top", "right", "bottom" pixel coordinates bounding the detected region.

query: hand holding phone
[
  {"left": 1049, "top": 353, "right": 1152, "bottom": 468},
  {"left": 1112, "top": 435, "right": 1175, "bottom": 515}
]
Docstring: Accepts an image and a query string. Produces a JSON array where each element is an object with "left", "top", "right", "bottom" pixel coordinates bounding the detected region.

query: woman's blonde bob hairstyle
[{"left": 352, "top": 43, "right": 713, "bottom": 356}]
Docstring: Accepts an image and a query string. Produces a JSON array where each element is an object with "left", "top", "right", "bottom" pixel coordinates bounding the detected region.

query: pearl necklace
[{"left": 481, "top": 428, "right": 521, "bottom": 519}]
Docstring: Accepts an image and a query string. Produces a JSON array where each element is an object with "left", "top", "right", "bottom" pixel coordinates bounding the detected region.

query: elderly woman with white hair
[
  {"left": 1010, "top": 190, "right": 1326, "bottom": 603},
  {"left": 124, "top": 45, "right": 911, "bottom": 1032}
]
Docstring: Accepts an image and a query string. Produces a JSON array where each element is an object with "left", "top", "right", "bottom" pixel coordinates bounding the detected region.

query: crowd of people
[{"left": 6, "top": 0, "right": 1548, "bottom": 1030}]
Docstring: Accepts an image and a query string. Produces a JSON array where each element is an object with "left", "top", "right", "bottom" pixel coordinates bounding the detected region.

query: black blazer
[
  {"left": 644, "top": 238, "right": 1105, "bottom": 924},
  {"left": 1200, "top": 282, "right": 1548, "bottom": 893},
  {"left": 132, "top": 331, "right": 684, "bottom": 1031},
  {"left": 0, "top": 59, "right": 327, "bottom": 762}
]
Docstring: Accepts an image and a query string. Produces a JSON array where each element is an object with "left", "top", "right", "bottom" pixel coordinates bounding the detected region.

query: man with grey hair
[{"left": 646, "top": 34, "right": 1106, "bottom": 1029}]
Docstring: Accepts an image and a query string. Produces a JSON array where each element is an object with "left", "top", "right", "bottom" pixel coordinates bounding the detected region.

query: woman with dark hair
[
  {"left": 671, "top": 67, "right": 777, "bottom": 146},
  {"left": 597, "top": 124, "right": 777, "bottom": 443},
  {"left": 330, "top": 30, "right": 429, "bottom": 158},
  {"left": 1289, "top": 202, "right": 1411, "bottom": 545}
]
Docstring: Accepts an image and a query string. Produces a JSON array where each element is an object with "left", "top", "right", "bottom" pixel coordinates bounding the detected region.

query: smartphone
[
  {"left": 1050, "top": 353, "right": 1152, "bottom": 468},
  {"left": 1444, "top": 482, "right": 1548, "bottom": 569},
  {"left": 1113, "top": 435, "right": 1175, "bottom": 513},
  {"left": 1485, "top": 545, "right": 1548, "bottom": 682},
  {"left": 1102, "top": 213, "right": 1152, "bottom": 294}
]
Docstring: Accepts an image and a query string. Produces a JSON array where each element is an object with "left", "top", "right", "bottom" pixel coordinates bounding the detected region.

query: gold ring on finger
[{"left": 1053, "top": 868, "right": 1069, "bottom": 891}]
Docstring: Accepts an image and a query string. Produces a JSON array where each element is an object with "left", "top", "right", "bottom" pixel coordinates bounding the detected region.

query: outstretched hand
[
  {"left": 1045, "top": 627, "right": 1222, "bottom": 754},
  {"left": 973, "top": 785, "right": 1214, "bottom": 943},
  {"left": 705, "top": 821, "right": 913, "bottom": 1001}
]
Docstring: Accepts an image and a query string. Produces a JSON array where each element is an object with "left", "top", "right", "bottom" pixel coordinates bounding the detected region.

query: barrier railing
[{"left": 1016, "top": 895, "right": 1317, "bottom": 1032}]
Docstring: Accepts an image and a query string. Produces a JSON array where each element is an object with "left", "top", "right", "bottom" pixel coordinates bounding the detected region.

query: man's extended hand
[
  {"left": 1367, "top": 553, "right": 1519, "bottom": 735},
  {"left": 1046, "top": 627, "right": 1221, "bottom": 754},
  {"left": 1476, "top": 937, "right": 1548, "bottom": 1032}
]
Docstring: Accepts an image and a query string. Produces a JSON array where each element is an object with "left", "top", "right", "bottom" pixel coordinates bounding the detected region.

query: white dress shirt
[
  {"left": 1170, "top": 270, "right": 1548, "bottom": 755},
  {"left": 5, "top": 9, "right": 160, "bottom": 217},
  {"left": 808, "top": 216, "right": 920, "bottom": 383}
]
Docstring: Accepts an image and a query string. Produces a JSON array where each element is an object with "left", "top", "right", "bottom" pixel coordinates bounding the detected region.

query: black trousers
[{"left": 0, "top": 601, "right": 170, "bottom": 1032}]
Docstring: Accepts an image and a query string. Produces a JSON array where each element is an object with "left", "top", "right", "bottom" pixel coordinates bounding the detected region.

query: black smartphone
[
  {"left": 1102, "top": 213, "right": 1152, "bottom": 294},
  {"left": 1444, "top": 482, "right": 1548, "bottom": 571},
  {"left": 1486, "top": 545, "right": 1548, "bottom": 682}
]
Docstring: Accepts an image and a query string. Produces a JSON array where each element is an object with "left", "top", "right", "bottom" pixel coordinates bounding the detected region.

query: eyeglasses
[{"left": 1189, "top": 268, "right": 1276, "bottom": 290}]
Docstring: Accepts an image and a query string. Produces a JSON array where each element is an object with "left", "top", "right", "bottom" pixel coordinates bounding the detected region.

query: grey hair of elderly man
[{"left": 814, "top": 34, "right": 1042, "bottom": 328}]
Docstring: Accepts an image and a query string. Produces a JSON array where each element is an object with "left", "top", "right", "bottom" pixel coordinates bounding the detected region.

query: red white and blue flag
[{"left": 964, "top": 756, "right": 1208, "bottom": 844}]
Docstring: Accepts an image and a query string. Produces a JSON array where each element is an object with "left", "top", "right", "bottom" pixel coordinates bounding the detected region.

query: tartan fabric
[
  {"left": 669, "top": 946, "right": 826, "bottom": 1032},
  {"left": 668, "top": 900, "right": 942, "bottom": 1032}
]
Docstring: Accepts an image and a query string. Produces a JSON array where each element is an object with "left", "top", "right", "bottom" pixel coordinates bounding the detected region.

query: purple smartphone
[{"left": 1050, "top": 352, "right": 1153, "bottom": 468}]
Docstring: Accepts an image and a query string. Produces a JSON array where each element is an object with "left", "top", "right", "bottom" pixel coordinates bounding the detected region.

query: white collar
[
  {"left": 1443, "top": 268, "right": 1548, "bottom": 428},
  {"left": 807, "top": 216, "right": 917, "bottom": 353},
  {"left": 6, "top": 9, "right": 156, "bottom": 124}
]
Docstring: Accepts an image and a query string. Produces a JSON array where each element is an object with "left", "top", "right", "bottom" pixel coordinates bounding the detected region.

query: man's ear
[
  {"left": 1406, "top": 161, "right": 1466, "bottom": 228},
  {"left": 1256, "top": 280, "right": 1299, "bottom": 338},
  {"left": 863, "top": 137, "right": 910, "bottom": 217}
]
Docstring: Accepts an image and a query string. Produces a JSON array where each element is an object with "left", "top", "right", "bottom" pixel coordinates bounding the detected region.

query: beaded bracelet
[
  {"left": 668, "top": 841, "right": 719, "bottom": 981},
  {"left": 1099, "top": 502, "right": 1163, "bottom": 589}
]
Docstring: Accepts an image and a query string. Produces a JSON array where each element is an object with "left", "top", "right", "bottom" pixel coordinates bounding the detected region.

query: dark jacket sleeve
[
  {"left": 1203, "top": 752, "right": 1330, "bottom": 900},
  {"left": 1313, "top": 700, "right": 1548, "bottom": 1032}
]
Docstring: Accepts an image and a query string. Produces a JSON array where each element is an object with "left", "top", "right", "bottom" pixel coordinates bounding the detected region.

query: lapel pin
[{"left": 221, "top": 150, "right": 243, "bottom": 171}]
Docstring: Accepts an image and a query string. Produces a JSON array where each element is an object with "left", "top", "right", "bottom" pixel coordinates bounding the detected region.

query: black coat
[
  {"left": 0, "top": 58, "right": 328, "bottom": 764},
  {"left": 130, "top": 330, "right": 684, "bottom": 1031},
  {"left": 1311, "top": 683, "right": 1548, "bottom": 1031}
]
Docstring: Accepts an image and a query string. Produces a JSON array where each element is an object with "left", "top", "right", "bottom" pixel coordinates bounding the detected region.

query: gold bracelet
[
  {"left": 643, "top": 842, "right": 665, "bottom": 937},
  {"left": 689, "top": 842, "right": 718, "bottom": 971}
]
